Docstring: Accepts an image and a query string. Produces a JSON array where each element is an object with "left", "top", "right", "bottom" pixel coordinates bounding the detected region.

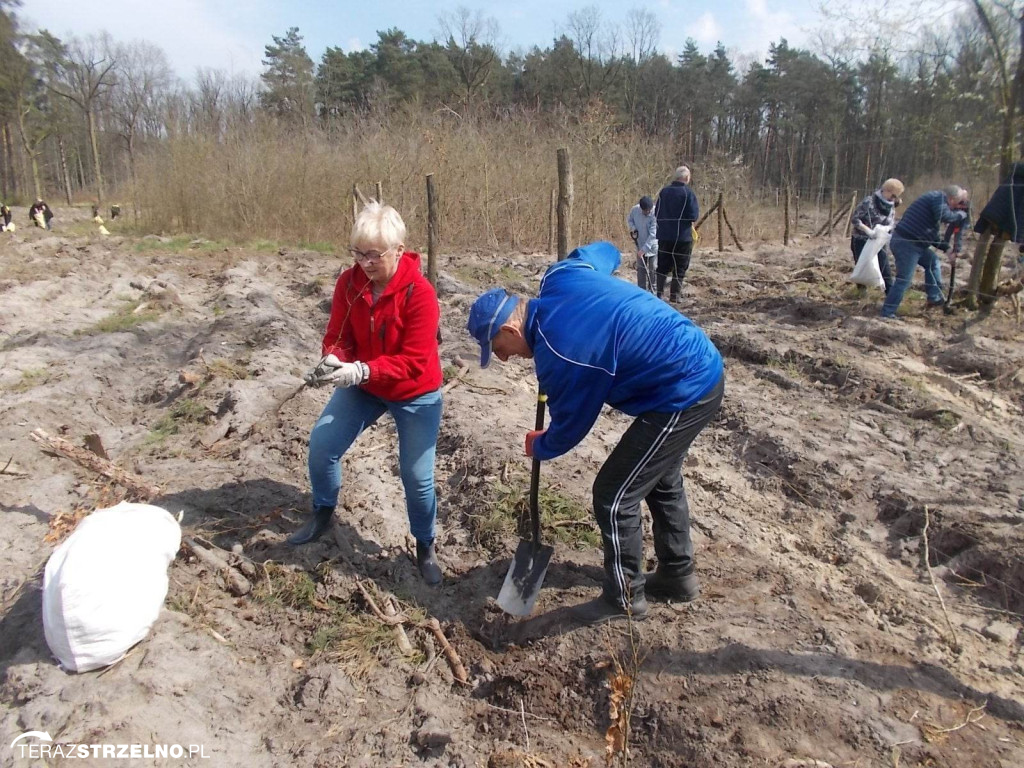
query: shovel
[
  {"left": 496, "top": 391, "right": 554, "bottom": 617},
  {"left": 943, "top": 257, "right": 958, "bottom": 314}
]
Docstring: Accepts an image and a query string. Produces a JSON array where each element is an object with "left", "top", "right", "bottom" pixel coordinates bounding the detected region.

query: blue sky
[{"left": 24, "top": 0, "right": 820, "bottom": 80}]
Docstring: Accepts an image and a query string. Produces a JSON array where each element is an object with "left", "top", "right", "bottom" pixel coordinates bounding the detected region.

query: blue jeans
[
  {"left": 308, "top": 386, "right": 442, "bottom": 543},
  {"left": 881, "top": 233, "right": 944, "bottom": 317}
]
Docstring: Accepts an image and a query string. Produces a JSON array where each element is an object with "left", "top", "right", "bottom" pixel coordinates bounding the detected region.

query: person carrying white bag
[
  {"left": 849, "top": 179, "right": 904, "bottom": 295},
  {"left": 850, "top": 224, "right": 892, "bottom": 290},
  {"left": 43, "top": 502, "right": 181, "bottom": 673}
]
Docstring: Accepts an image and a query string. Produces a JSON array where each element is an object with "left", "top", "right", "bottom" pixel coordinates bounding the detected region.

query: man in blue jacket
[
  {"left": 880, "top": 185, "right": 969, "bottom": 318},
  {"left": 466, "top": 241, "right": 725, "bottom": 625},
  {"left": 654, "top": 166, "right": 700, "bottom": 303}
]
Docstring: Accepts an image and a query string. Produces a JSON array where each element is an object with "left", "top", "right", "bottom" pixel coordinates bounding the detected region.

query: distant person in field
[
  {"left": 1, "top": 202, "right": 11, "bottom": 231},
  {"left": 880, "top": 185, "right": 969, "bottom": 319},
  {"left": 964, "top": 162, "right": 1024, "bottom": 309},
  {"left": 850, "top": 178, "right": 904, "bottom": 296},
  {"left": 29, "top": 198, "right": 53, "bottom": 230},
  {"left": 654, "top": 166, "right": 700, "bottom": 303},
  {"left": 466, "top": 241, "right": 724, "bottom": 625},
  {"left": 293, "top": 202, "right": 445, "bottom": 586},
  {"left": 627, "top": 195, "right": 657, "bottom": 293}
]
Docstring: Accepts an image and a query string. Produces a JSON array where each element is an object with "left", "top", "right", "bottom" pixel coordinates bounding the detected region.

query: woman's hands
[{"left": 305, "top": 355, "right": 369, "bottom": 388}]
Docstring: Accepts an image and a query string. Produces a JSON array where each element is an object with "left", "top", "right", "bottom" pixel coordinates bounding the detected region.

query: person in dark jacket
[
  {"left": 29, "top": 198, "right": 53, "bottom": 230},
  {"left": 850, "top": 178, "right": 904, "bottom": 295},
  {"left": 293, "top": 202, "right": 445, "bottom": 586},
  {"left": 466, "top": 241, "right": 724, "bottom": 625},
  {"left": 965, "top": 162, "right": 1024, "bottom": 308},
  {"left": 654, "top": 166, "right": 700, "bottom": 303},
  {"left": 880, "top": 186, "right": 969, "bottom": 319},
  {"left": 1, "top": 203, "right": 11, "bottom": 230}
]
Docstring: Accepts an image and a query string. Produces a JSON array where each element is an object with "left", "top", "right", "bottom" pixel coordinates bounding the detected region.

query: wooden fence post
[
  {"left": 717, "top": 191, "right": 724, "bottom": 253},
  {"left": 784, "top": 185, "right": 791, "bottom": 246},
  {"left": 426, "top": 173, "right": 438, "bottom": 288},
  {"left": 556, "top": 148, "right": 573, "bottom": 261}
]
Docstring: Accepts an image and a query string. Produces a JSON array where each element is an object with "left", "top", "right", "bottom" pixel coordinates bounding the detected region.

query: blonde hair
[
  {"left": 881, "top": 178, "right": 905, "bottom": 196},
  {"left": 351, "top": 202, "right": 407, "bottom": 250}
]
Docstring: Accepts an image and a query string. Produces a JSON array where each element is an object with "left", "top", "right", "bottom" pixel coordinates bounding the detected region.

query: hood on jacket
[{"left": 565, "top": 240, "right": 621, "bottom": 275}]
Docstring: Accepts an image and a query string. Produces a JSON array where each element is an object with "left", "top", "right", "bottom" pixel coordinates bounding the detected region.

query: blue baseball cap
[{"left": 467, "top": 288, "right": 517, "bottom": 368}]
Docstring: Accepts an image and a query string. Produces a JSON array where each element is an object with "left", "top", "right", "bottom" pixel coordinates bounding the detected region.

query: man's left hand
[{"left": 525, "top": 429, "right": 546, "bottom": 457}]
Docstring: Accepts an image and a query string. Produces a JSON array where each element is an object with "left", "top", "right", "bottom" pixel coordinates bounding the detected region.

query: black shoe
[
  {"left": 644, "top": 569, "right": 700, "bottom": 603},
  {"left": 416, "top": 539, "right": 442, "bottom": 586},
  {"left": 569, "top": 593, "right": 649, "bottom": 626},
  {"left": 287, "top": 505, "right": 334, "bottom": 546}
]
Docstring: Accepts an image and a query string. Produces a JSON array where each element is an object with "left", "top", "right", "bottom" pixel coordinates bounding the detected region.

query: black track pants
[{"left": 592, "top": 374, "right": 725, "bottom": 608}]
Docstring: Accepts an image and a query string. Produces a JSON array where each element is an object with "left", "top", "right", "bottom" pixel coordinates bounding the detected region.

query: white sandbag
[
  {"left": 4, "top": 222, "right": 15, "bottom": 233},
  {"left": 98, "top": 225, "right": 110, "bottom": 235},
  {"left": 850, "top": 225, "right": 890, "bottom": 288},
  {"left": 43, "top": 501, "right": 181, "bottom": 673},
  {"left": 33, "top": 212, "right": 46, "bottom": 228}
]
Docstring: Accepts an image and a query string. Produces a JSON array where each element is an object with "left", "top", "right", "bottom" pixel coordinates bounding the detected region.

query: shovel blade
[{"left": 496, "top": 539, "right": 554, "bottom": 617}]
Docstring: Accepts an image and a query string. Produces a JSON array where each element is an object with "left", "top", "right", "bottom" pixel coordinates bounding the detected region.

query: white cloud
[
  {"left": 347, "top": 37, "right": 365, "bottom": 52},
  {"left": 687, "top": 12, "right": 722, "bottom": 45},
  {"left": 742, "top": 0, "right": 795, "bottom": 50},
  {"left": 22, "top": 0, "right": 268, "bottom": 77}
]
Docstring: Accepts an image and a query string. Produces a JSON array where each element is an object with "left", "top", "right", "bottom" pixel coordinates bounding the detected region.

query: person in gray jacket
[{"left": 627, "top": 195, "right": 658, "bottom": 292}]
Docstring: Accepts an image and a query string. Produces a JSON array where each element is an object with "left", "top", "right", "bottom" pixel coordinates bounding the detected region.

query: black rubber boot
[
  {"left": 287, "top": 505, "right": 334, "bottom": 546},
  {"left": 644, "top": 568, "right": 700, "bottom": 603},
  {"left": 416, "top": 539, "right": 442, "bottom": 586},
  {"left": 570, "top": 591, "right": 649, "bottom": 626}
]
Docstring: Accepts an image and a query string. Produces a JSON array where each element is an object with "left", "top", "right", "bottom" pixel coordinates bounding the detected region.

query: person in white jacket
[{"left": 627, "top": 196, "right": 658, "bottom": 293}]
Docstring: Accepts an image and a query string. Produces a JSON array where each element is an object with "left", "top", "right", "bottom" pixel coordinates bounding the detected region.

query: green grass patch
[
  {"left": 4, "top": 367, "right": 50, "bottom": 393},
  {"left": 298, "top": 241, "right": 335, "bottom": 253},
  {"left": 77, "top": 300, "right": 161, "bottom": 335},
  {"left": 133, "top": 236, "right": 194, "bottom": 252},
  {"left": 469, "top": 477, "right": 599, "bottom": 550},
  {"left": 146, "top": 397, "right": 211, "bottom": 443},
  {"left": 205, "top": 357, "right": 250, "bottom": 380},
  {"left": 254, "top": 563, "right": 318, "bottom": 610}
]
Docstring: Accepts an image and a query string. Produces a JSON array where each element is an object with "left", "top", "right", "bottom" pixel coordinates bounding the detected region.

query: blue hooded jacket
[{"left": 525, "top": 241, "right": 723, "bottom": 461}]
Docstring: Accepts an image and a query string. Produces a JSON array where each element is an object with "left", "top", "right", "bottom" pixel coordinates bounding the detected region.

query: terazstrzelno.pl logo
[{"left": 10, "top": 731, "right": 210, "bottom": 760}]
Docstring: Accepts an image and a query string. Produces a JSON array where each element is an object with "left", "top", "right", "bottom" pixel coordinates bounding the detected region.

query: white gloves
[{"left": 305, "top": 355, "right": 369, "bottom": 388}]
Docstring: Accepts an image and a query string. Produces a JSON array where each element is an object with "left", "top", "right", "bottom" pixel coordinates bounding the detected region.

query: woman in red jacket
[{"left": 291, "top": 202, "right": 444, "bottom": 585}]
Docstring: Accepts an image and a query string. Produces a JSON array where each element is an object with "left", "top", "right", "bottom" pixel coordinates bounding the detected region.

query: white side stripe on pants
[{"left": 606, "top": 411, "right": 682, "bottom": 607}]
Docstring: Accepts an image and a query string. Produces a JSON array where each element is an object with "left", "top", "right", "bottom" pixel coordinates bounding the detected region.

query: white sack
[
  {"left": 850, "top": 225, "right": 891, "bottom": 288},
  {"left": 43, "top": 501, "right": 181, "bottom": 673}
]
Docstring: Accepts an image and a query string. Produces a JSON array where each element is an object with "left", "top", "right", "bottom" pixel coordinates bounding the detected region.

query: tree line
[{"left": 0, "top": 2, "right": 1021, "bottom": 214}]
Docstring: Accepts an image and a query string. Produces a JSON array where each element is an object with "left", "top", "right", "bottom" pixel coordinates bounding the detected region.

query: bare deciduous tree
[
  {"left": 112, "top": 40, "right": 172, "bottom": 219},
  {"left": 44, "top": 32, "right": 117, "bottom": 203}
]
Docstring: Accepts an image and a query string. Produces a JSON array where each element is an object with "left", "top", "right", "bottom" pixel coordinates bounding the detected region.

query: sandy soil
[{"left": 2, "top": 206, "right": 1023, "bottom": 768}]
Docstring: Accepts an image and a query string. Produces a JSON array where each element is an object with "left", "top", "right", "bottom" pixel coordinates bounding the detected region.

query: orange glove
[{"left": 525, "top": 430, "right": 545, "bottom": 457}]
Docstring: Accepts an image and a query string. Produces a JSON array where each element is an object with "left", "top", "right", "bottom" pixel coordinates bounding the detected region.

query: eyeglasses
[{"left": 349, "top": 247, "right": 392, "bottom": 263}]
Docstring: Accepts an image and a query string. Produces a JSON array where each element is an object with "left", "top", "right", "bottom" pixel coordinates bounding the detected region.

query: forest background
[{"left": 1, "top": 0, "right": 1022, "bottom": 251}]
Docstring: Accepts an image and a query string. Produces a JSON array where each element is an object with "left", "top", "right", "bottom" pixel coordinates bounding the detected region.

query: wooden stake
[
  {"left": 717, "top": 191, "right": 724, "bottom": 252},
  {"left": 375, "top": 181, "right": 383, "bottom": 203},
  {"left": 721, "top": 200, "right": 744, "bottom": 251},
  {"left": 426, "top": 173, "right": 438, "bottom": 288},
  {"left": 556, "top": 148, "right": 573, "bottom": 261},
  {"left": 844, "top": 191, "right": 858, "bottom": 238},
  {"left": 784, "top": 185, "right": 791, "bottom": 246}
]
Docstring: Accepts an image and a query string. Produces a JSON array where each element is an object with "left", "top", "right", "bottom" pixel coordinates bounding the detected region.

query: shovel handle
[{"left": 530, "top": 393, "right": 547, "bottom": 547}]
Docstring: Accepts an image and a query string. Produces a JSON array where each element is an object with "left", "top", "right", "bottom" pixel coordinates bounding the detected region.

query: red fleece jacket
[{"left": 321, "top": 251, "right": 442, "bottom": 401}]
